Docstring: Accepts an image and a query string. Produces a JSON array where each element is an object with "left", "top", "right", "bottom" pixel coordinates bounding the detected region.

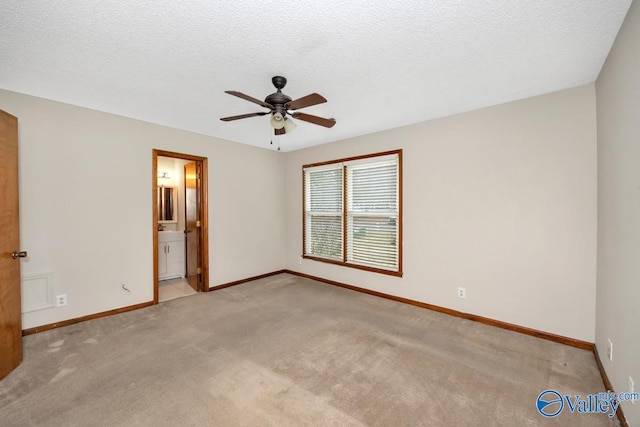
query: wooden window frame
[{"left": 302, "top": 149, "right": 403, "bottom": 277}]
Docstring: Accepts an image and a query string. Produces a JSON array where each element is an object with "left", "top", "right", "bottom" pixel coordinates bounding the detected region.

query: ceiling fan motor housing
[
  {"left": 265, "top": 92, "right": 291, "bottom": 111},
  {"left": 266, "top": 76, "right": 291, "bottom": 117}
]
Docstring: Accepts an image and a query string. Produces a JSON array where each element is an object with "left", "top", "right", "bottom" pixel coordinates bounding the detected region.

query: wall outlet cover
[{"left": 56, "top": 294, "right": 67, "bottom": 307}]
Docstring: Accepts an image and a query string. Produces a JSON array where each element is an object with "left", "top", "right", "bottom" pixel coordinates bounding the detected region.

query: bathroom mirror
[{"left": 158, "top": 186, "right": 177, "bottom": 223}]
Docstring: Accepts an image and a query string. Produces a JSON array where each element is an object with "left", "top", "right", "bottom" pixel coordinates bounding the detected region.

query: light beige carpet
[{"left": 0, "top": 274, "right": 619, "bottom": 426}]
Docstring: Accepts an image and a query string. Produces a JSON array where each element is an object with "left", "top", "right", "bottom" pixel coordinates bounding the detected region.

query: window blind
[
  {"left": 346, "top": 158, "right": 398, "bottom": 270},
  {"left": 303, "top": 151, "right": 401, "bottom": 275},
  {"left": 304, "top": 166, "right": 343, "bottom": 260}
]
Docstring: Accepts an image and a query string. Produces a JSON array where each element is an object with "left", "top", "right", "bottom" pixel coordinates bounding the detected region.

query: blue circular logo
[{"left": 536, "top": 389, "right": 564, "bottom": 417}]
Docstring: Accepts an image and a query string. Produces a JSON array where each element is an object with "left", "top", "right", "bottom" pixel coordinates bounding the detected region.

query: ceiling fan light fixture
[
  {"left": 283, "top": 117, "right": 297, "bottom": 133},
  {"left": 270, "top": 112, "right": 285, "bottom": 129}
]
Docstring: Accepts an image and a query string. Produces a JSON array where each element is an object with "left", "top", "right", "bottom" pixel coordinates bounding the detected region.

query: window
[{"left": 303, "top": 150, "right": 402, "bottom": 276}]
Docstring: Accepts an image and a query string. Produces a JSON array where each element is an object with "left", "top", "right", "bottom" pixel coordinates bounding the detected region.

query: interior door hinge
[
  {"left": 196, "top": 220, "right": 201, "bottom": 227},
  {"left": 197, "top": 267, "right": 202, "bottom": 274}
]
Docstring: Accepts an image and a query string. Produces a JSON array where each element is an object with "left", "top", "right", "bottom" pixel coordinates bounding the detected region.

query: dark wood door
[
  {"left": 0, "top": 110, "right": 23, "bottom": 379},
  {"left": 185, "top": 161, "right": 201, "bottom": 291}
]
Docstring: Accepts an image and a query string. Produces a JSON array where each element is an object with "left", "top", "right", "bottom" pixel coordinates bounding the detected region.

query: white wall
[
  {"left": 0, "top": 89, "right": 286, "bottom": 329},
  {"left": 595, "top": 0, "right": 640, "bottom": 424},
  {"left": 285, "top": 85, "right": 597, "bottom": 342}
]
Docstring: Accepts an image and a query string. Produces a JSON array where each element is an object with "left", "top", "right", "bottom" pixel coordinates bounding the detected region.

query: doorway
[{"left": 152, "top": 150, "right": 209, "bottom": 304}]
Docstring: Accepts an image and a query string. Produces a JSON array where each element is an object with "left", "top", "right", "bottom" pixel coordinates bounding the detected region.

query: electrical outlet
[
  {"left": 56, "top": 294, "right": 67, "bottom": 307},
  {"left": 298, "top": 256, "right": 302, "bottom": 265},
  {"left": 629, "top": 377, "right": 636, "bottom": 404},
  {"left": 457, "top": 287, "right": 466, "bottom": 299},
  {"left": 607, "top": 339, "right": 613, "bottom": 361}
]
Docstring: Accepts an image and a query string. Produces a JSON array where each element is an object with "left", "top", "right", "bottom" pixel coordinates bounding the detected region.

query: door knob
[{"left": 12, "top": 251, "right": 27, "bottom": 259}]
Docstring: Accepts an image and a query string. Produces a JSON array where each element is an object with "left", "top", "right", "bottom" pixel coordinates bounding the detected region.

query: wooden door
[
  {"left": 0, "top": 110, "right": 23, "bottom": 380},
  {"left": 185, "top": 162, "right": 201, "bottom": 291}
]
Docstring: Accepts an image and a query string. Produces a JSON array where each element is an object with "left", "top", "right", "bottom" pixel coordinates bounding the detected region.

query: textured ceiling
[{"left": 0, "top": 1, "right": 632, "bottom": 152}]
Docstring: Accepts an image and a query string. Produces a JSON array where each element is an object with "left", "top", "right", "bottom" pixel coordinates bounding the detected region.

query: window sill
[{"left": 302, "top": 255, "right": 403, "bottom": 277}]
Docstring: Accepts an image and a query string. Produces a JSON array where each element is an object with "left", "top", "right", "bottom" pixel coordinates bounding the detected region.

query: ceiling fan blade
[
  {"left": 225, "top": 91, "right": 273, "bottom": 109},
  {"left": 291, "top": 112, "right": 336, "bottom": 128},
  {"left": 220, "top": 112, "right": 268, "bottom": 121},
  {"left": 274, "top": 127, "right": 286, "bottom": 135},
  {"left": 285, "top": 93, "right": 327, "bottom": 110}
]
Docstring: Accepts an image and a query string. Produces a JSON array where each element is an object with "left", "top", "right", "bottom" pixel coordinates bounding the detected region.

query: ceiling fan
[{"left": 220, "top": 76, "right": 336, "bottom": 135}]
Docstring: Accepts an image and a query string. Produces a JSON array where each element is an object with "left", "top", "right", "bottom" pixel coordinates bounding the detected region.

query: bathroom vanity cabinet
[{"left": 158, "top": 231, "right": 185, "bottom": 280}]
